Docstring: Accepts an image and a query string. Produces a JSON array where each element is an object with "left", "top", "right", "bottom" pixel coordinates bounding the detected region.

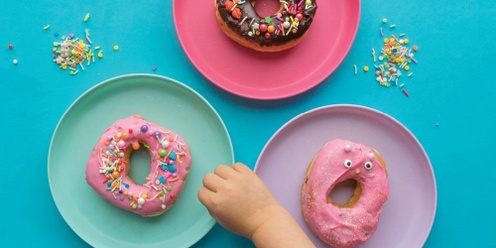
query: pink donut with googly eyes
[
  {"left": 85, "top": 115, "right": 192, "bottom": 217},
  {"left": 301, "top": 139, "right": 389, "bottom": 247}
]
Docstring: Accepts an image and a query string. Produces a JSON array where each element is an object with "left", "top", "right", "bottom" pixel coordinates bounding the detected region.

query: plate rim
[
  {"left": 47, "top": 73, "right": 234, "bottom": 247},
  {"left": 172, "top": 0, "right": 362, "bottom": 100},
  {"left": 254, "top": 104, "right": 437, "bottom": 246}
]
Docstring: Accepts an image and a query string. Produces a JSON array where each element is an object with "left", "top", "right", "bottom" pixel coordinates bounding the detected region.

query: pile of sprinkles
[
  {"left": 359, "top": 19, "right": 419, "bottom": 97},
  {"left": 52, "top": 29, "right": 103, "bottom": 76}
]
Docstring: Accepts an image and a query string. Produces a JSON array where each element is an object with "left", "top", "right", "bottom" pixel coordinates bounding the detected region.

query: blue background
[{"left": 1, "top": 0, "right": 495, "bottom": 247}]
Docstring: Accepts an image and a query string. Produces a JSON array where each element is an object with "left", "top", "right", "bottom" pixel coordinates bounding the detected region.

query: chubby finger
[
  {"left": 214, "top": 164, "right": 238, "bottom": 179},
  {"left": 232, "top": 162, "right": 253, "bottom": 174},
  {"left": 198, "top": 186, "right": 215, "bottom": 207},
  {"left": 202, "top": 172, "right": 223, "bottom": 192}
]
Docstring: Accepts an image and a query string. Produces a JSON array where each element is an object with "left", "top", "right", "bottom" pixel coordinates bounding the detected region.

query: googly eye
[
  {"left": 364, "top": 161, "right": 373, "bottom": 170},
  {"left": 344, "top": 159, "right": 352, "bottom": 168}
]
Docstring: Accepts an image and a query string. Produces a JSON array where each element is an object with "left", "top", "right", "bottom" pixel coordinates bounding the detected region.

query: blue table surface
[{"left": 1, "top": 0, "right": 495, "bottom": 247}]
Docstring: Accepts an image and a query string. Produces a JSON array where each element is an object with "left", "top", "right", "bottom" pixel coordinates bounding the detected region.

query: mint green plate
[{"left": 48, "top": 74, "right": 233, "bottom": 247}]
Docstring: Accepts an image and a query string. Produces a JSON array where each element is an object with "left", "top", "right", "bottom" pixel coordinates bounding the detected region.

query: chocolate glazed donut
[{"left": 215, "top": 0, "right": 317, "bottom": 52}]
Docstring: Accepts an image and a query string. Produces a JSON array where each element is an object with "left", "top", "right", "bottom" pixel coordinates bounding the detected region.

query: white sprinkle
[
  {"left": 408, "top": 72, "right": 413, "bottom": 77},
  {"left": 390, "top": 24, "right": 396, "bottom": 28},
  {"left": 239, "top": 16, "right": 248, "bottom": 25},
  {"left": 353, "top": 64, "right": 357, "bottom": 75},
  {"left": 249, "top": 18, "right": 255, "bottom": 27},
  {"left": 12, "top": 59, "right": 18, "bottom": 65}
]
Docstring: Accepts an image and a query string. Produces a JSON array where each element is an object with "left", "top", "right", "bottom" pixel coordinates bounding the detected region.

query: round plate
[
  {"left": 173, "top": 0, "right": 360, "bottom": 100},
  {"left": 48, "top": 74, "right": 234, "bottom": 247},
  {"left": 254, "top": 104, "right": 436, "bottom": 247}
]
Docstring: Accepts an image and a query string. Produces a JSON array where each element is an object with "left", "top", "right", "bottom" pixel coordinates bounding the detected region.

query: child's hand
[
  {"left": 198, "top": 163, "right": 315, "bottom": 247},
  {"left": 197, "top": 163, "right": 282, "bottom": 238}
]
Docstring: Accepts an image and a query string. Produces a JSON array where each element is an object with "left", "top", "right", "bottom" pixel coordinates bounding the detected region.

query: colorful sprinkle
[
  {"left": 43, "top": 25, "right": 50, "bottom": 30},
  {"left": 8, "top": 44, "right": 13, "bottom": 50},
  {"left": 113, "top": 45, "right": 119, "bottom": 51},
  {"left": 84, "top": 13, "right": 90, "bottom": 22},
  {"left": 368, "top": 19, "right": 419, "bottom": 95},
  {"left": 52, "top": 31, "right": 100, "bottom": 75},
  {"left": 140, "top": 125, "right": 149, "bottom": 133}
]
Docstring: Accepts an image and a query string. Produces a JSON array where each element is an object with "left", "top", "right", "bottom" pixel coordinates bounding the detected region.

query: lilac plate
[{"left": 254, "top": 104, "right": 436, "bottom": 247}]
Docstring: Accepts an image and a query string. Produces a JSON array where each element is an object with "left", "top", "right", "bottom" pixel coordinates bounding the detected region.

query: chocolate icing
[{"left": 216, "top": 0, "right": 317, "bottom": 47}]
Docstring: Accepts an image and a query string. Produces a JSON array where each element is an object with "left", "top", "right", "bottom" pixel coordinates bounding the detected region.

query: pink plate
[
  {"left": 255, "top": 105, "right": 437, "bottom": 247},
  {"left": 173, "top": 0, "right": 361, "bottom": 100}
]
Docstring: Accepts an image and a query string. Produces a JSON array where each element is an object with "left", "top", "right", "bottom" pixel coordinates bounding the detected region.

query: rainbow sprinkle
[
  {"left": 371, "top": 19, "right": 419, "bottom": 96},
  {"left": 52, "top": 30, "right": 101, "bottom": 76}
]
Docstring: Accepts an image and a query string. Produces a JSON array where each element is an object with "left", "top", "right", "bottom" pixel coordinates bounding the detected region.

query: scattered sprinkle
[
  {"left": 363, "top": 66, "right": 369, "bottom": 72},
  {"left": 368, "top": 19, "right": 419, "bottom": 96},
  {"left": 382, "top": 18, "right": 388, "bottom": 24},
  {"left": 84, "top": 13, "right": 90, "bottom": 22},
  {"left": 152, "top": 65, "right": 157, "bottom": 71},
  {"left": 12, "top": 59, "right": 18, "bottom": 65},
  {"left": 44, "top": 25, "right": 50, "bottom": 30},
  {"left": 84, "top": 29, "right": 92, "bottom": 44},
  {"left": 113, "top": 45, "right": 119, "bottom": 51},
  {"left": 8, "top": 44, "right": 13, "bottom": 50},
  {"left": 52, "top": 31, "right": 100, "bottom": 75},
  {"left": 353, "top": 64, "right": 357, "bottom": 75}
]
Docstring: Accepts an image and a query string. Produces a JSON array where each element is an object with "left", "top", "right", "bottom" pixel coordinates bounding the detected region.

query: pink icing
[
  {"left": 85, "top": 115, "right": 192, "bottom": 217},
  {"left": 302, "top": 139, "right": 389, "bottom": 247}
]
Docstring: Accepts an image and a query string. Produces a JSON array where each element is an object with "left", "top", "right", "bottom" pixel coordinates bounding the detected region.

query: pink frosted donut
[
  {"left": 301, "top": 139, "right": 389, "bottom": 247},
  {"left": 85, "top": 115, "right": 192, "bottom": 217}
]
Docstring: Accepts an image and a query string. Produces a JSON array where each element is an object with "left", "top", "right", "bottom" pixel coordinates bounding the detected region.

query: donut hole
[
  {"left": 328, "top": 179, "right": 362, "bottom": 208},
  {"left": 127, "top": 145, "right": 152, "bottom": 185},
  {"left": 253, "top": 0, "right": 284, "bottom": 17}
]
